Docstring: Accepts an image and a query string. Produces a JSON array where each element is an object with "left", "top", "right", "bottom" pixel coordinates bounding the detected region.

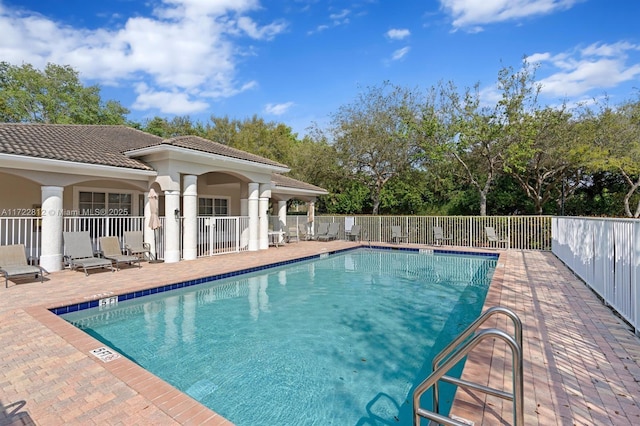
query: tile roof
[
  {"left": 0, "top": 124, "right": 160, "bottom": 170},
  {"left": 0, "top": 124, "right": 288, "bottom": 171},
  {"left": 272, "top": 173, "right": 327, "bottom": 193},
  {"left": 0, "top": 123, "right": 327, "bottom": 194},
  {"left": 160, "top": 135, "right": 288, "bottom": 168}
]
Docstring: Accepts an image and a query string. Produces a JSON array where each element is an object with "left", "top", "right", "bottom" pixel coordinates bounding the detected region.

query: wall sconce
[{"left": 174, "top": 208, "right": 181, "bottom": 220}]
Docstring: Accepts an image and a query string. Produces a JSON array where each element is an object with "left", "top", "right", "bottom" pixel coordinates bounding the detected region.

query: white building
[{"left": 0, "top": 124, "right": 327, "bottom": 272}]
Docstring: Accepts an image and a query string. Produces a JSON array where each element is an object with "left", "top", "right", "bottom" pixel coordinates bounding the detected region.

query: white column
[
  {"left": 248, "top": 183, "right": 259, "bottom": 251},
  {"left": 143, "top": 192, "right": 156, "bottom": 258},
  {"left": 307, "top": 200, "right": 316, "bottom": 237},
  {"left": 40, "top": 186, "right": 64, "bottom": 272},
  {"left": 277, "top": 200, "right": 288, "bottom": 244},
  {"left": 259, "top": 183, "right": 271, "bottom": 250},
  {"left": 164, "top": 190, "right": 181, "bottom": 263},
  {"left": 277, "top": 200, "right": 287, "bottom": 227},
  {"left": 182, "top": 175, "right": 198, "bottom": 260}
]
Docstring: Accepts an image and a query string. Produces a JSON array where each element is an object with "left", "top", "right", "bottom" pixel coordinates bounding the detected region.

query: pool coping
[{"left": 36, "top": 244, "right": 500, "bottom": 425}]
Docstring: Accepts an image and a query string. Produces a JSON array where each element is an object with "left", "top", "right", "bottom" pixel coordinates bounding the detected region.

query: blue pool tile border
[{"left": 50, "top": 246, "right": 498, "bottom": 316}]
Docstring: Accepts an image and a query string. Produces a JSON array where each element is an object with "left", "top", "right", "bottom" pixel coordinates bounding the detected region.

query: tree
[
  {"left": 0, "top": 62, "right": 128, "bottom": 124},
  {"left": 141, "top": 115, "right": 205, "bottom": 137},
  {"left": 226, "top": 115, "right": 299, "bottom": 166},
  {"left": 323, "top": 81, "right": 421, "bottom": 214},
  {"left": 503, "top": 106, "right": 580, "bottom": 214},
  {"left": 581, "top": 98, "right": 640, "bottom": 217},
  {"left": 204, "top": 116, "right": 241, "bottom": 146},
  {"left": 422, "top": 80, "right": 505, "bottom": 216}
]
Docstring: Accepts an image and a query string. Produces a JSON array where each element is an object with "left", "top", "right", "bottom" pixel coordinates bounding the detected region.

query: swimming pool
[{"left": 59, "top": 248, "right": 497, "bottom": 425}]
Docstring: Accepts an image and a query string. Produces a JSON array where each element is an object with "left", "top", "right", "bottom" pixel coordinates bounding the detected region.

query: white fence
[
  {"left": 63, "top": 215, "right": 250, "bottom": 259},
  {"left": 295, "top": 215, "right": 552, "bottom": 251},
  {"left": 552, "top": 217, "right": 640, "bottom": 334},
  {"left": 63, "top": 216, "right": 146, "bottom": 251},
  {"left": 0, "top": 215, "right": 552, "bottom": 264},
  {"left": 0, "top": 217, "right": 42, "bottom": 260},
  {"left": 196, "top": 216, "right": 250, "bottom": 257}
]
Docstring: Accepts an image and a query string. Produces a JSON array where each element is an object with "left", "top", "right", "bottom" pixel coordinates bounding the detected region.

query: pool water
[{"left": 62, "top": 249, "right": 496, "bottom": 425}]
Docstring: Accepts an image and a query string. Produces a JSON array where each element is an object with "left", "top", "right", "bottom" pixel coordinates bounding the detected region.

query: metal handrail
[
  {"left": 432, "top": 306, "right": 522, "bottom": 414},
  {"left": 413, "top": 307, "right": 524, "bottom": 426}
]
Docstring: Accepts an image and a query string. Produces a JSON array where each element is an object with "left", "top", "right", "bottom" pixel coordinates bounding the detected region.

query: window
[
  {"left": 79, "top": 191, "right": 131, "bottom": 216},
  {"left": 214, "top": 198, "right": 228, "bottom": 216},
  {"left": 199, "top": 197, "right": 229, "bottom": 216},
  {"left": 198, "top": 198, "right": 213, "bottom": 216}
]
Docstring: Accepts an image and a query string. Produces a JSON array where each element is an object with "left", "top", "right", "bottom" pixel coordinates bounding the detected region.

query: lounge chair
[
  {"left": 123, "top": 231, "right": 154, "bottom": 260},
  {"left": 0, "top": 244, "right": 46, "bottom": 288},
  {"left": 99, "top": 236, "right": 141, "bottom": 270},
  {"left": 312, "top": 222, "right": 330, "bottom": 240},
  {"left": 433, "top": 226, "right": 453, "bottom": 246},
  {"left": 283, "top": 224, "right": 299, "bottom": 243},
  {"left": 63, "top": 231, "right": 114, "bottom": 276},
  {"left": 318, "top": 223, "right": 340, "bottom": 241},
  {"left": 391, "top": 226, "right": 409, "bottom": 244},
  {"left": 298, "top": 224, "right": 311, "bottom": 241},
  {"left": 485, "top": 226, "right": 509, "bottom": 249},
  {"left": 347, "top": 224, "right": 362, "bottom": 241}
]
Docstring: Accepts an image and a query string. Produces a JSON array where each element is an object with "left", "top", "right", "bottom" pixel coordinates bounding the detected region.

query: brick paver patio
[{"left": 1, "top": 241, "right": 639, "bottom": 425}]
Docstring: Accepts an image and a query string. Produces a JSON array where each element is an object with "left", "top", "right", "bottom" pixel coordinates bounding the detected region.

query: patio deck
[{"left": 1, "top": 241, "right": 639, "bottom": 425}]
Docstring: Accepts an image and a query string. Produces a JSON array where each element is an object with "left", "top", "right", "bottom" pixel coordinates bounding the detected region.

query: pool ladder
[{"left": 412, "top": 306, "right": 524, "bottom": 426}]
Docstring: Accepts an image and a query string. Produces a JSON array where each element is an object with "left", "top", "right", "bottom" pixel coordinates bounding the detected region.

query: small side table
[{"left": 268, "top": 231, "right": 284, "bottom": 247}]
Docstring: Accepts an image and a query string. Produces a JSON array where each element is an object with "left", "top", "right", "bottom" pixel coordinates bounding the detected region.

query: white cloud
[
  {"left": 0, "top": 0, "right": 287, "bottom": 114},
  {"left": 329, "top": 9, "right": 350, "bottom": 25},
  {"left": 307, "top": 24, "right": 329, "bottom": 35},
  {"left": 526, "top": 52, "right": 551, "bottom": 63},
  {"left": 391, "top": 47, "right": 410, "bottom": 61},
  {"left": 386, "top": 28, "right": 410, "bottom": 40},
  {"left": 237, "top": 16, "right": 288, "bottom": 40},
  {"left": 133, "top": 83, "right": 209, "bottom": 114},
  {"left": 265, "top": 102, "right": 294, "bottom": 115},
  {"left": 527, "top": 41, "right": 640, "bottom": 98},
  {"left": 439, "top": 0, "right": 583, "bottom": 31}
]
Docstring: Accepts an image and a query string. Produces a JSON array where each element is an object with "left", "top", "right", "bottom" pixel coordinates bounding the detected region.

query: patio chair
[
  {"left": 123, "top": 231, "right": 154, "bottom": 261},
  {"left": 433, "top": 226, "right": 453, "bottom": 246},
  {"left": 283, "top": 224, "right": 299, "bottom": 243},
  {"left": 391, "top": 226, "right": 409, "bottom": 244},
  {"left": 298, "top": 224, "right": 311, "bottom": 241},
  {"left": 347, "top": 224, "right": 362, "bottom": 242},
  {"left": 312, "top": 222, "right": 330, "bottom": 240},
  {"left": 63, "top": 231, "right": 114, "bottom": 276},
  {"left": 0, "top": 244, "right": 47, "bottom": 288},
  {"left": 99, "top": 236, "right": 141, "bottom": 270},
  {"left": 485, "top": 226, "right": 509, "bottom": 249},
  {"left": 318, "top": 223, "right": 340, "bottom": 241}
]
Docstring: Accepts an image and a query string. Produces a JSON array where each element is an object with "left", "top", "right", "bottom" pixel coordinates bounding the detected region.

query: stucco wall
[{"left": 0, "top": 173, "right": 41, "bottom": 214}]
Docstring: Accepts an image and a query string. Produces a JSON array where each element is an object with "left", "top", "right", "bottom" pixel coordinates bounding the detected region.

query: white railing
[
  {"left": 552, "top": 217, "right": 639, "bottom": 334},
  {"left": 63, "top": 215, "right": 249, "bottom": 260},
  {"left": 301, "top": 215, "right": 552, "bottom": 250},
  {"left": 0, "top": 215, "right": 552, "bottom": 266},
  {"left": 197, "top": 216, "right": 250, "bottom": 257},
  {"left": 0, "top": 217, "right": 42, "bottom": 260},
  {"left": 63, "top": 216, "right": 146, "bottom": 251}
]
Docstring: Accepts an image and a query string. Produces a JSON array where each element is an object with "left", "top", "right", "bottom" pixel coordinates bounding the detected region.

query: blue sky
[{"left": 1, "top": 0, "right": 640, "bottom": 137}]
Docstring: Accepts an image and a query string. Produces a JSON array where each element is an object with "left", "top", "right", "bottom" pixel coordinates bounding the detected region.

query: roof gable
[
  {"left": 271, "top": 173, "right": 327, "bottom": 193},
  {"left": 158, "top": 136, "right": 287, "bottom": 168}
]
